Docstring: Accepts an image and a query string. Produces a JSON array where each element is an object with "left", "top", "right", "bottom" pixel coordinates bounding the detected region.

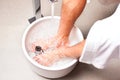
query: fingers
[{"left": 30, "top": 35, "right": 69, "bottom": 52}]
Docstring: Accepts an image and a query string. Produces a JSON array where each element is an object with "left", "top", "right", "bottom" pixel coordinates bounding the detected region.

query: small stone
[{"left": 35, "top": 46, "right": 42, "bottom": 51}]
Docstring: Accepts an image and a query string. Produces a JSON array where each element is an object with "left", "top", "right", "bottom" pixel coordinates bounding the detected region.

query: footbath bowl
[{"left": 22, "top": 16, "right": 83, "bottom": 78}]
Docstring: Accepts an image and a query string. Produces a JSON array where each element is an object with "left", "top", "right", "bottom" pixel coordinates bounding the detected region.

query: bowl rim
[{"left": 22, "top": 16, "right": 79, "bottom": 71}]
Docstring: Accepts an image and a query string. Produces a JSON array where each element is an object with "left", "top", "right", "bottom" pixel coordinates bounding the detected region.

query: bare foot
[{"left": 33, "top": 48, "right": 64, "bottom": 66}]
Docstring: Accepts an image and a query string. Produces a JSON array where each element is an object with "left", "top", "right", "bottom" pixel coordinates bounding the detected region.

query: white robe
[{"left": 79, "top": 4, "right": 120, "bottom": 69}]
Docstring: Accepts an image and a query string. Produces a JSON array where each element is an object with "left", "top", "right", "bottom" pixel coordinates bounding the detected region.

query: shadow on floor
[{"left": 52, "top": 60, "right": 120, "bottom": 80}]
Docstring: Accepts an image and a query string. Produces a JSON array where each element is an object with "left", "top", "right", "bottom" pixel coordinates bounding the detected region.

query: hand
[{"left": 30, "top": 34, "right": 69, "bottom": 52}]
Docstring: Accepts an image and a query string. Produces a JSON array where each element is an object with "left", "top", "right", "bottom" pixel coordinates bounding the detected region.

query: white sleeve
[{"left": 79, "top": 19, "right": 120, "bottom": 69}]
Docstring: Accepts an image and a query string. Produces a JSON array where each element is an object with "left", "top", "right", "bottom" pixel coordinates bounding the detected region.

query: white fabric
[{"left": 79, "top": 4, "right": 120, "bottom": 69}]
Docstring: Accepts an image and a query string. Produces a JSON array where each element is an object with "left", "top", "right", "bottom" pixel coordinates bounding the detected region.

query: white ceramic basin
[{"left": 22, "top": 16, "right": 83, "bottom": 78}]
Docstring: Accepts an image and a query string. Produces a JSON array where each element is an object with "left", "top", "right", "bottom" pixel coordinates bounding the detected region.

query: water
[{"left": 51, "top": 3, "right": 55, "bottom": 18}]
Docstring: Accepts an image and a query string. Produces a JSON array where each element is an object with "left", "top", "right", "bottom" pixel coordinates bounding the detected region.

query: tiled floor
[{"left": 0, "top": 0, "right": 120, "bottom": 80}]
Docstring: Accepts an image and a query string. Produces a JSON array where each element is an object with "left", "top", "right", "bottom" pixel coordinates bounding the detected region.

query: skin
[{"left": 58, "top": 0, "right": 86, "bottom": 37}]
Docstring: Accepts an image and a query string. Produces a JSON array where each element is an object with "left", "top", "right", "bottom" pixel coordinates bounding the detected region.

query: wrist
[{"left": 56, "top": 32, "right": 69, "bottom": 41}]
